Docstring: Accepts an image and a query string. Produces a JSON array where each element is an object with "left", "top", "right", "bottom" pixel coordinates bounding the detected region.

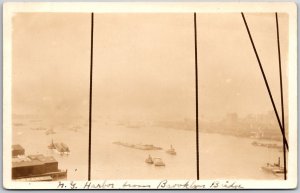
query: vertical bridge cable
[
  {"left": 241, "top": 12, "right": 289, "bottom": 151},
  {"left": 276, "top": 12, "right": 287, "bottom": 180},
  {"left": 88, "top": 12, "right": 94, "bottom": 181},
  {"left": 194, "top": 12, "right": 200, "bottom": 180}
]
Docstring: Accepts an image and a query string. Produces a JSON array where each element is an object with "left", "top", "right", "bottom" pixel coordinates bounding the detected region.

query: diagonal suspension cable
[
  {"left": 241, "top": 12, "right": 289, "bottom": 151},
  {"left": 275, "top": 12, "right": 287, "bottom": 180}
]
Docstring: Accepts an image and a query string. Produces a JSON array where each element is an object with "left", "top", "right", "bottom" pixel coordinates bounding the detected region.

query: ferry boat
[{"left": 153, "top": 158, "right": 165, "bottom": 167}]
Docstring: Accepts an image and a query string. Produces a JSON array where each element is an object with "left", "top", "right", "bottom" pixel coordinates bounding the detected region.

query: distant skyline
[{"left": 12, "top": 13, "right": 288, "bottom": 125}]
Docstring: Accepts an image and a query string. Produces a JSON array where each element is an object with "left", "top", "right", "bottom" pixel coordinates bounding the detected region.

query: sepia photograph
[{"left": 3, "top": 2, "right": 297, "bottom": 189}]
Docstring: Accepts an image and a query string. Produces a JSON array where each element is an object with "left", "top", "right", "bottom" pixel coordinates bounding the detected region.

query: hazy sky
[
  {"left": 12, "top": 13, "right": 91, "bottom": 125},
  {"left": 197, "top": 13, "right": 288, "bottom": 120},
  {"left": 12, "top": 13, "right": 288, "bottom": 123}
]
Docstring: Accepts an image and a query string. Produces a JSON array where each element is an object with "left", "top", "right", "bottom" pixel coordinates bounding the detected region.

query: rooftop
[
  {"left": 12, "top": 144, "right": 24, "bottom": 151},
  {"left": 12, "top": 154, "right": 58, "bottom": 168},
  {"left": 12, "top": 160, "right": 43, "bottom": 168}
]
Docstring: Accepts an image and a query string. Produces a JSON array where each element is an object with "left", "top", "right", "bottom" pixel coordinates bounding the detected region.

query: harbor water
[{"left": 13, "top": 119, "right": 283, "bottom": 180}]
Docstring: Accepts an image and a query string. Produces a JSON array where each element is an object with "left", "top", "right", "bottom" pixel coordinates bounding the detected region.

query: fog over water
[{"left": 13, "top": 118, "right": 283, "bottom": 180}]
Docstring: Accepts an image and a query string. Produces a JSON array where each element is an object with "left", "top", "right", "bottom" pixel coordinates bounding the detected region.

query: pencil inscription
[{"left": 57, "top": 180, "right": 243, "bottom": 189}]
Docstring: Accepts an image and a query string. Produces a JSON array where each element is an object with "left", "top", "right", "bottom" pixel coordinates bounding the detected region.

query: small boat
[
  {"left": 31, "top": 127, "right": 46, "bottom": 131},
  {"left": 45, "top": 128, "right": 56, "bottom": 135},
  {"left": 153, "top": 158, "right": 165, "bottom": 167},
  {"left": 261, "top": 157, "right": 285, "bottom": 176},
  {"left": 48, "top": 139, "right": 55, "bottom": 149},
  {"left": 48, "top": 140, "right": 70, "bottom": 155},
  {"left": 166, "top": 145, "right": 176, "bottom": 155},
  {"left": 145, "top": 155, "right": 153, "bottom": 164},
  {"left": 69, "top": 126, "right": 81, "bottom": 132},
  {"left": 61, "top": 143, "right": 70, "bottom": 153}
]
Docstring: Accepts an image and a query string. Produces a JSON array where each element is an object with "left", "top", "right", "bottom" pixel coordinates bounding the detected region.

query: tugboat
[
  {"left": 153, "top": 158, "right": 165, "bottom": 167},
  {"left": 145, "top": 154, "right": 153, "bottom": 164},
  {"left": 166, "top": 145, "right": 176, "bottom": 155},
  {"left": 261, "top": 157, "right": 285, "bottom": 176}
]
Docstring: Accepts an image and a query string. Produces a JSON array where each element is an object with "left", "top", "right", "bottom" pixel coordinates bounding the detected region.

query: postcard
[{"left": 2, "top": 2, "right": 297, "bottom": 189}]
